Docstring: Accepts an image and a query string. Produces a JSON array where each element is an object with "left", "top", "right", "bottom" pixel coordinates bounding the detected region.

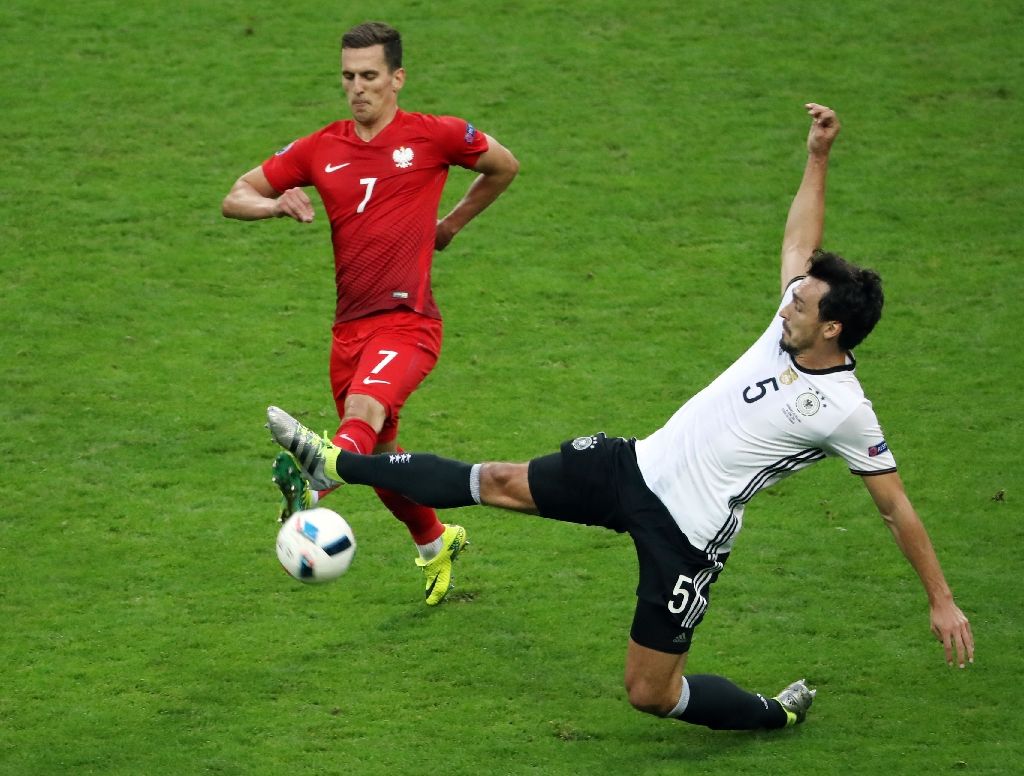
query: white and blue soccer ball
[{"left": 276, "top": 508, "right": 356, "bottom": 584}]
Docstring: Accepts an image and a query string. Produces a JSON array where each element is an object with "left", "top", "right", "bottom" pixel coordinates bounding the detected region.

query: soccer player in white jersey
[{"left": 264, "top": 103, "right": 974, "bottom": 731}]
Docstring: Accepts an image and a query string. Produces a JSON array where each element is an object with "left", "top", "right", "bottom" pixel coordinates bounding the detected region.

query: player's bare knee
[
  {"left": 342, "top": 394, "right": 387, "bottom": 431},
  {"left": 480, "top": 462, "right": 517, "bottom": 498},
  {"left": 479, "top": 462, "right": 533, "bottom": 510},
  {"left": 625, "top": 678, "right": 673, "bottom": 717}
]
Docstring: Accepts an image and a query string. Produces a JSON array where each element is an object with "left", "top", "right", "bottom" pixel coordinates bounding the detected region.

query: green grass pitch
[{"left": 1, "top": 1, "right": 1022, "bottom": 773}]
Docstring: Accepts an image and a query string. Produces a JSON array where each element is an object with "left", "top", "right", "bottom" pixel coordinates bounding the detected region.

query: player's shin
[
  {"left": 336, "top": 450, "right": 478, "bottom": 509},
  {"left": 375, "top": 486, "right": 446, "bottom": 545},
  {"left": 670, "top": 674, "right": 788, "bottom": 730},
  {"left": 332, "top": 417, "right": 378, "bottom": 456}
]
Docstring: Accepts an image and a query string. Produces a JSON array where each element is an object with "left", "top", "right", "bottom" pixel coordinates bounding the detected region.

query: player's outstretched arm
[
  {"left": 435, "top": 135, "right": 519, "bottom": 251},
  {"left": 780, "top": 103, "right": 841, "bottom": 294},
  {"left": 861, "top": 471, "right": 975, "bottom": 668},
  {"left": 222, "top": 165, "right": 314, "bottom": 223}
]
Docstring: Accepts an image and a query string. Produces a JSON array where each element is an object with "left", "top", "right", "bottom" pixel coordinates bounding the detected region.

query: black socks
[
  {"left": 677, "top": 674, "right": 788, "bottom": 730},
  {"left": 335, "top": 450, "right": 477, "bottom": 509}
]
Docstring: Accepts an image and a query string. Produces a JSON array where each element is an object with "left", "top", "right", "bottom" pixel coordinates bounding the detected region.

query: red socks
[
  {"left": 331, "top": 417, "right": 377, "bottom": 456},
  {"left": 374, "top": 486, "right": 445, "bottom": 545},
  {"left": 327, "top": 419, "right": 445, "bottom": 545}
]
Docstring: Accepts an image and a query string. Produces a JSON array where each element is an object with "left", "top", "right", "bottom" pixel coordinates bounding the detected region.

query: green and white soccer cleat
[
  {"left": 266, "top": 406, "right": 341, "bottom": 490},
  {"left": 416, "top": 524, "right": 468, "bottom": 606},
  {"left": 774, "top": 679, "right": 816, "bottom": 726},
  {"left": 271, "top": 451, "right": 317, "bottom": 523}
]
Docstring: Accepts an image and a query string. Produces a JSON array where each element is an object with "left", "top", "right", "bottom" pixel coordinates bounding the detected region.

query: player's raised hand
[
  {"left": 931, "top": 599, "right": 975, "bottom": 668},
  {"left": 805, "top": 103, "right": 840, "bottom": 156},
  {"left": 274, "top": 187, "right": 315, "bottom": 223}
]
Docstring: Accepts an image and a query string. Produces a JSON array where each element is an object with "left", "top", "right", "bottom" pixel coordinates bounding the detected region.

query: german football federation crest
[
  {"left": 572, "top": 435, "right": 598, "bottom": 451},
  {"left": 795, "top": 392, "right": 821, "bottom": 416}
]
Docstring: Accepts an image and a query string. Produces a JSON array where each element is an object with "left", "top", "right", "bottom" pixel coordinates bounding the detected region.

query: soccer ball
[{"left": 276, "top": 508, "right": 356, "bottom": 584}]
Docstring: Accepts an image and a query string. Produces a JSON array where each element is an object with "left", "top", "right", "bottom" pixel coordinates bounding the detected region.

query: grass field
[{"left": 2, "top": 0, "right": 1022, "bottom": 773}]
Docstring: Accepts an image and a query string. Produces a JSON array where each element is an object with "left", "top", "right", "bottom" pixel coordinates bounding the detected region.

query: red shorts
[{"left": 328, "top": 310, "right": 443, "bottom": 443}]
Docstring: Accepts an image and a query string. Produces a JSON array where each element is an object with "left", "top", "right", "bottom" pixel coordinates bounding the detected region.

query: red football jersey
[{"left": 262, "top": 110, "right": 489, "bottom": 323}]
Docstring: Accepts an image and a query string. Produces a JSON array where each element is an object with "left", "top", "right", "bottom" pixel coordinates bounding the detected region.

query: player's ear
[
  {"left": 822, "top": 320, "right": 842, "bottom": 342},
  {"left": 392, "top": 67, "right": 406, "bottom": 92}
]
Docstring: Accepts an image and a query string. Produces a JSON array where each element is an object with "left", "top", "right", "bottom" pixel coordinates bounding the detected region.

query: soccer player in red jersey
[{"left": 222, "top": 22, "right": 519, "bottom": 604}]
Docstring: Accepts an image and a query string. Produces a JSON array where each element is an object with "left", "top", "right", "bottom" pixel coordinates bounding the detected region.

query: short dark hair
[
  {"left": 807, "top": 250, "right": 884, "bottom": 350},
  {"left": 341, "top": 22, "right": 402, "bottom": 72}
]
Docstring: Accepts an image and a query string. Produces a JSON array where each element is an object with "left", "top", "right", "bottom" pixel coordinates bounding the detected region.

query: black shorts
[{"left": 528, "top": 433, "right": 727, "bottom": 654}]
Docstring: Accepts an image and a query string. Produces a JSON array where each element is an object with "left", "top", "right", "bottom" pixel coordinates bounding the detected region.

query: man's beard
[{"left": 779, "top": 336, "right": 799, "bottom": 357}]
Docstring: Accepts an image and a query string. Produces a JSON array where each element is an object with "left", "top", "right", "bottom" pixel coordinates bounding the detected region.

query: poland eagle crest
[{"left": 392, "top": 146, "right": 414, "bottom": 168}]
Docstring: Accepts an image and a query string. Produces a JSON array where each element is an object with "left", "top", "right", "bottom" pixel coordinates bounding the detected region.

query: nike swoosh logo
[
  {"left": 362, "top": 377, "right": 390, "bottom": 385},
  {"left": 324, "top": 162, "right": 351, "bottom": 173},
  {"left": 424, "top": 573, "right": 440, "bottom": 599}
]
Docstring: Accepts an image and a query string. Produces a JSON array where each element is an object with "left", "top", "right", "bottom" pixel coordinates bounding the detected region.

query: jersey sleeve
[
  {"left": 823, "top": 402, "right": 898, "bottom": 475},
  {"left": 261, "top": 132, "right": 317, "bottom": 193},
  {"left": 425, "top": 115, "right": 490, "bottom": 168}
]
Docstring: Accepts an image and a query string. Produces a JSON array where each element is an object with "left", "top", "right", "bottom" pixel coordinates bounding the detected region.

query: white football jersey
[{"left": 634, "top": 279, "right": 897, "bottom": 557}]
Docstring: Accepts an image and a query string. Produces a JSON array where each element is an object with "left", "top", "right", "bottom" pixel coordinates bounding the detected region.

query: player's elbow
[
  {"left": 221, "top": 184, "right": 243, "bottom": 219},
  {"left": 222, "top": 177, "right": 264, "bottom": 220},
  {"left": 505, "top": 152, "right": 521, "bottom": 180},
  {"left": 485, "top": 150, "right": 519, "bottom": 186}
]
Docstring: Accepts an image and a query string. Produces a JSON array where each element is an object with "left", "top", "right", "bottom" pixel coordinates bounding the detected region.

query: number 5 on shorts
[{"left": 668, "top": 574, "right": 693, "bottom": 615}]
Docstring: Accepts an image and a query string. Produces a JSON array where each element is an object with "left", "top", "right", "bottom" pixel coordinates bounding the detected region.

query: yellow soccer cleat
[{"left": 416, "top": 524, "right": 468, "bottom": 606}]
